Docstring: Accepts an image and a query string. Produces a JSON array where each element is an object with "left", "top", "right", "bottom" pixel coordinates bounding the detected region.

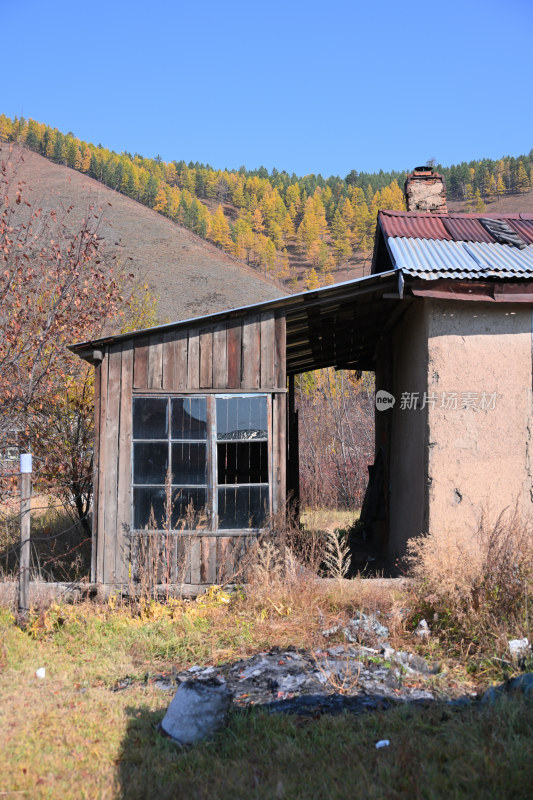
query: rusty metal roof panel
[
  {"left": 380, "top": 212, "right": 452, "bottom": 240},
  {"left": 442, "top": 217, "right": 495, "bottom": 243},
  {"left": 387, "top": 237, "right": 533, "bottom": 280},
  {"left": 508, "top": 219, "right": 533, "bottom": 244},
  {"left": 379, "top": 210, "right": 533, "bottom": 246}
]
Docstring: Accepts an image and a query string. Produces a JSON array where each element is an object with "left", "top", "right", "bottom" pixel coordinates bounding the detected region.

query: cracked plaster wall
[
  {"left": 383, "top": 298, "right": 533, "bottom": 566},
  {"left": 426, "top": 300, "right": 533, "bottom": 535}
]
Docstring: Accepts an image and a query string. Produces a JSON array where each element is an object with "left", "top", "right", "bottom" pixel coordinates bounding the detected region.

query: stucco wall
[
  {"left": 386, "top": 300, "right": 429, "bottom": 564},
  {"left": 426, "top": 300, "right": 533, "bottom": 535}
]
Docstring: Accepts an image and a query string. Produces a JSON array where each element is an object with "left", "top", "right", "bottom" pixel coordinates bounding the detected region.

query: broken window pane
[
  {"left": 133, "top": 394, "right": 270, "bottom": 533},
  {"left": 133, "top": 486, "right": 166, "bottom": 529},
  {"left": 218, "top": 486, "right": 269, "bottom": 529},
  {"left": 133, "top": 397, "right": 168, "bottom": 439},
  {"left": 217, "top": 441, "right": 268, "bottom": 484},
  {"left": 172, "top": 442, "right": 207, "bottom": 485},
  {"left": 216, "top": 396, "right": 267, "bottom": 440},
  {"left": 171, "top": 397, "right": 208, "bottom": 440},
  {"left": 133, "top": 443, "right": 168, "bottom": 484}
]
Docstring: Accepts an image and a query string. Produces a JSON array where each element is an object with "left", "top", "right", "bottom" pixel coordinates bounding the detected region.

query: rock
[
  {"left": 481, "top": 673, "right": 533, "bottom": 704},
  {"left": 36, "top": 667, "right": 46, "bottom": 679},
  {"left": 405, "top": 654, "right": 430, "bottom": 674},
  {"left": 481, "top": 684, "right": 505, "bottom": 705},
  {"left": 161, "top": 679, "right": 232, "bottom": 746},
  {"left": 448, "top": 695, "right": 473, "bottom": 708},
  {"left": 507, "top": 673, "right": 533, "bottom": 698},
  {"left": 344, "top": 613, "right": 390, "bottom": 643},
  {"left": 322, "top": 624, "right": 342, "bottom": 638},
  {"left": 393, "top": 651, "right": 432, "bottom": 674},
  {"left": 415, "top": 619, "right": 430, "bottom": 639},
  {"left": 375, "top": 739, "right": 390, "bottom": 749}
]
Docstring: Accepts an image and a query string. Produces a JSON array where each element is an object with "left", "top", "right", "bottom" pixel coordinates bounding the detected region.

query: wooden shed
[
  {"left": 72, "top": 167, "right": 533, "bottom": 587},
  {"left": 70, "top": 271, "right": 401, "bottom": 590}
]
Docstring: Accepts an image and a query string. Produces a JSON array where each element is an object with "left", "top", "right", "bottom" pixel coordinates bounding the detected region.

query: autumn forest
[{"left": 1, "top": 113, "right": 532, "bottom": 289}]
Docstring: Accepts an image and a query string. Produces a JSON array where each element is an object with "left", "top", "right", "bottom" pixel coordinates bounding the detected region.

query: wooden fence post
[{"left": 18, "top": 453, "right": 32, "bottom": 616}]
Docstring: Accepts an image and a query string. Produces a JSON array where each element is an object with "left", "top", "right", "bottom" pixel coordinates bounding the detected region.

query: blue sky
[{"left": 4, "top": 0, "right": 532, "bottom": 177}]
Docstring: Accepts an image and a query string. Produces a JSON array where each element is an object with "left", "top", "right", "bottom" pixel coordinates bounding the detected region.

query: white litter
[
  {"left": 161, "top": 680, "right": 232, "bottom": 746},
  {"left": 415, "top": 619, "right": 430, "bottom": 639},
  {"left": 508, "top": 638, "right": 529, "bottom": 659},
  {"left": 36, "top": 668, "right": 46, "bottom": 679},
  {"left": 375, "top": 739, "right": 390, "bottom": 749}
]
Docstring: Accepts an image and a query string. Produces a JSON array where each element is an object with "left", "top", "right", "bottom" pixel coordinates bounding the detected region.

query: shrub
[{"left": 405, "top": 507, "right": 533, "bottom": 649}]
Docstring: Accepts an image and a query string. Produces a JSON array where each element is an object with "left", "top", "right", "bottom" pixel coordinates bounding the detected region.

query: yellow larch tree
[
  {"left": 252, "top": 207, "right": 265, "bottom": 235},
  {"left": 153, "top": 184, "right": 168, "bottom": 213},
  {"left": 81, "top": 145, "right": 92, "bottom": 173},
  {"left": 474, "top": 189, "right": 486, "bottom": 212},
  {"left": 210, "top": 205, "right": 233, "bottom": 251},
  {"left": 305, "top": 267, "right": 321, "bottom": 290}
]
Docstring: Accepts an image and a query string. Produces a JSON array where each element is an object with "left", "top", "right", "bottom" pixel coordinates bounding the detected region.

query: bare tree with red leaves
[{"left": 0, "top": 152, "right": 125, "bottom": 524}]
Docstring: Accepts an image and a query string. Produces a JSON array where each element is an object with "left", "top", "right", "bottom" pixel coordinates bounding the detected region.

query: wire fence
[{"left": 0, "top": 487, "right": 92, "bottom": 583}]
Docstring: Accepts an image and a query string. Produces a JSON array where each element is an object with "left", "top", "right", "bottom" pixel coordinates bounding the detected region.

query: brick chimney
[{"left": 404, "top": 166, "right": 447, "bottom": 214}]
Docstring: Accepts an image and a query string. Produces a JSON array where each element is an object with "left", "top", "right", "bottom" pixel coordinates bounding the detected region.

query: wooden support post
[
  {"left": 18, "top": 453, "right": 32, "bottom": 616},
  {"left": 288, "top": 374, "right": 295, "bottom": 419},
  {"left": 287, "top": 375, "right": 300, "bottom": 517}
]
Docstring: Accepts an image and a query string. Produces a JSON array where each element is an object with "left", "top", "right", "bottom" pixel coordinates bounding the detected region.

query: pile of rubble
[
  {"left": 149, "top": 613, "right": 448, "bottom": 716},
  {"left": 110, "top": 612, "right": 532, "bottom": 745},
  {"left": 153, "top": 643, "right": 443, "bottom": 716}
]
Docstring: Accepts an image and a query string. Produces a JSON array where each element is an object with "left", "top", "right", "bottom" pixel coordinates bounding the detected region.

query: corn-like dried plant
[{"left": 323, "top": 530, "right": 351, "bottom": 580}]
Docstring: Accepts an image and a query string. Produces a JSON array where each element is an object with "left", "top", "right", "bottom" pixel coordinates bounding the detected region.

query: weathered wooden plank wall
[
  {"left": 102, "top": 345, "right": 121, "bottom": 585},
  {"left": 91, "top": 363, "right": 102, "bottom": 584},
  {"left": 94, "top": 311, "right": 287, "bottom": 587},
  {"left": 115, "top": 342, "right": 133, "bottom": 584},
  {"left": 128, "top": 533, "right": 254, "bottom": 586},
  {"left": 131, "top": 312, "right": 284, "bottom": 391}
]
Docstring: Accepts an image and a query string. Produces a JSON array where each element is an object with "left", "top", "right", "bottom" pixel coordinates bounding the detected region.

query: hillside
[
  {"left": 1, "top": 145, "right": 286, "bottom": 324},
  {"left": 3, "top": 114, "right": 533, "bottom": 303},
  {"left": 0, "top": 115, "right": 409, "bottom": 289},
  {"left": 448, "top": 192, "right": 533, "bottom": 215}
]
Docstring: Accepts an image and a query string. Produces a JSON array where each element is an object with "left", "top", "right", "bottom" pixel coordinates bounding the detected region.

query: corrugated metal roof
[
  {"left": 508, "top": 219, "right": 533, "bottom": 244},
  {"left": 379, "top": 210, "right": 533, "bottom": 246},
  {"left": 387, "top": 237, "right": 533, "bottom": 280},
  {"left": 380, "top": 213, "right": 452, "bottom": 240},
  {"left": 442, "top": 217, "right": 495, "bottom": 243}
]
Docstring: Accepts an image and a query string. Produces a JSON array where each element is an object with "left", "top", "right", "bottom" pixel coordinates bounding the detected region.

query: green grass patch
[{"left": 1, "top": 592, "right": 531, "bottom": 799}]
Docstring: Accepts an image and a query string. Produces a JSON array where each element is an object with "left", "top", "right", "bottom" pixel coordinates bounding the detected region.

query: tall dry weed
[
  {"left": 323, "top": 530, "right": 352, "bottom": 580},
  {"left": 126, "top": 470, "right": 207, "bottom": 601},
  {"left": 406, "top": 507, "right": 533, "bottom": 644}
]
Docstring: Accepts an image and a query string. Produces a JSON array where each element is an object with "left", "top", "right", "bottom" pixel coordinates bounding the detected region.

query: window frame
[{"left": 131, "top": 393, "right": 272, "bottom": 533}]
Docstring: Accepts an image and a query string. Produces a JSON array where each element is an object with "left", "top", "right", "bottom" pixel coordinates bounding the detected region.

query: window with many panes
[{"left": 132, "top": 395, "right": 270, "bottom": 531}]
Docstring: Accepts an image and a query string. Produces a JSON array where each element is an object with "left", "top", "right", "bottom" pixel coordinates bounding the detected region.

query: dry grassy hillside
[
  {"left": 448, "top": 191, "right": 533, "bottom": 215},
  {"left": 1, "top": 145, "right": 286, "bottom": 325}
]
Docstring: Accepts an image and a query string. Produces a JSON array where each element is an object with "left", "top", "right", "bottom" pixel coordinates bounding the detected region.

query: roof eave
[{"left": 69, "top": 269, "right": 401, "bottom": 360}]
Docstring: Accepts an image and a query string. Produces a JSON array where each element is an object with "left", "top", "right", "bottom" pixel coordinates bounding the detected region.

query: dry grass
[
  {"left": 405, "top": 507, "right": 533, "bottom": 664},
  {"left": 0, "top": 587, "right": 531, "bottom": 800},
  {"left": 300, "top": 507, "right": 358, "bottom": 534},
  {"left": 0, "top": 504, "right": 90, "bottom": 583},
  {"left": 323, "top": 529, "right": 352, "bottom": 580},
  {"left": 1, "top": 505, "right": 532, "bottom": 797}
]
